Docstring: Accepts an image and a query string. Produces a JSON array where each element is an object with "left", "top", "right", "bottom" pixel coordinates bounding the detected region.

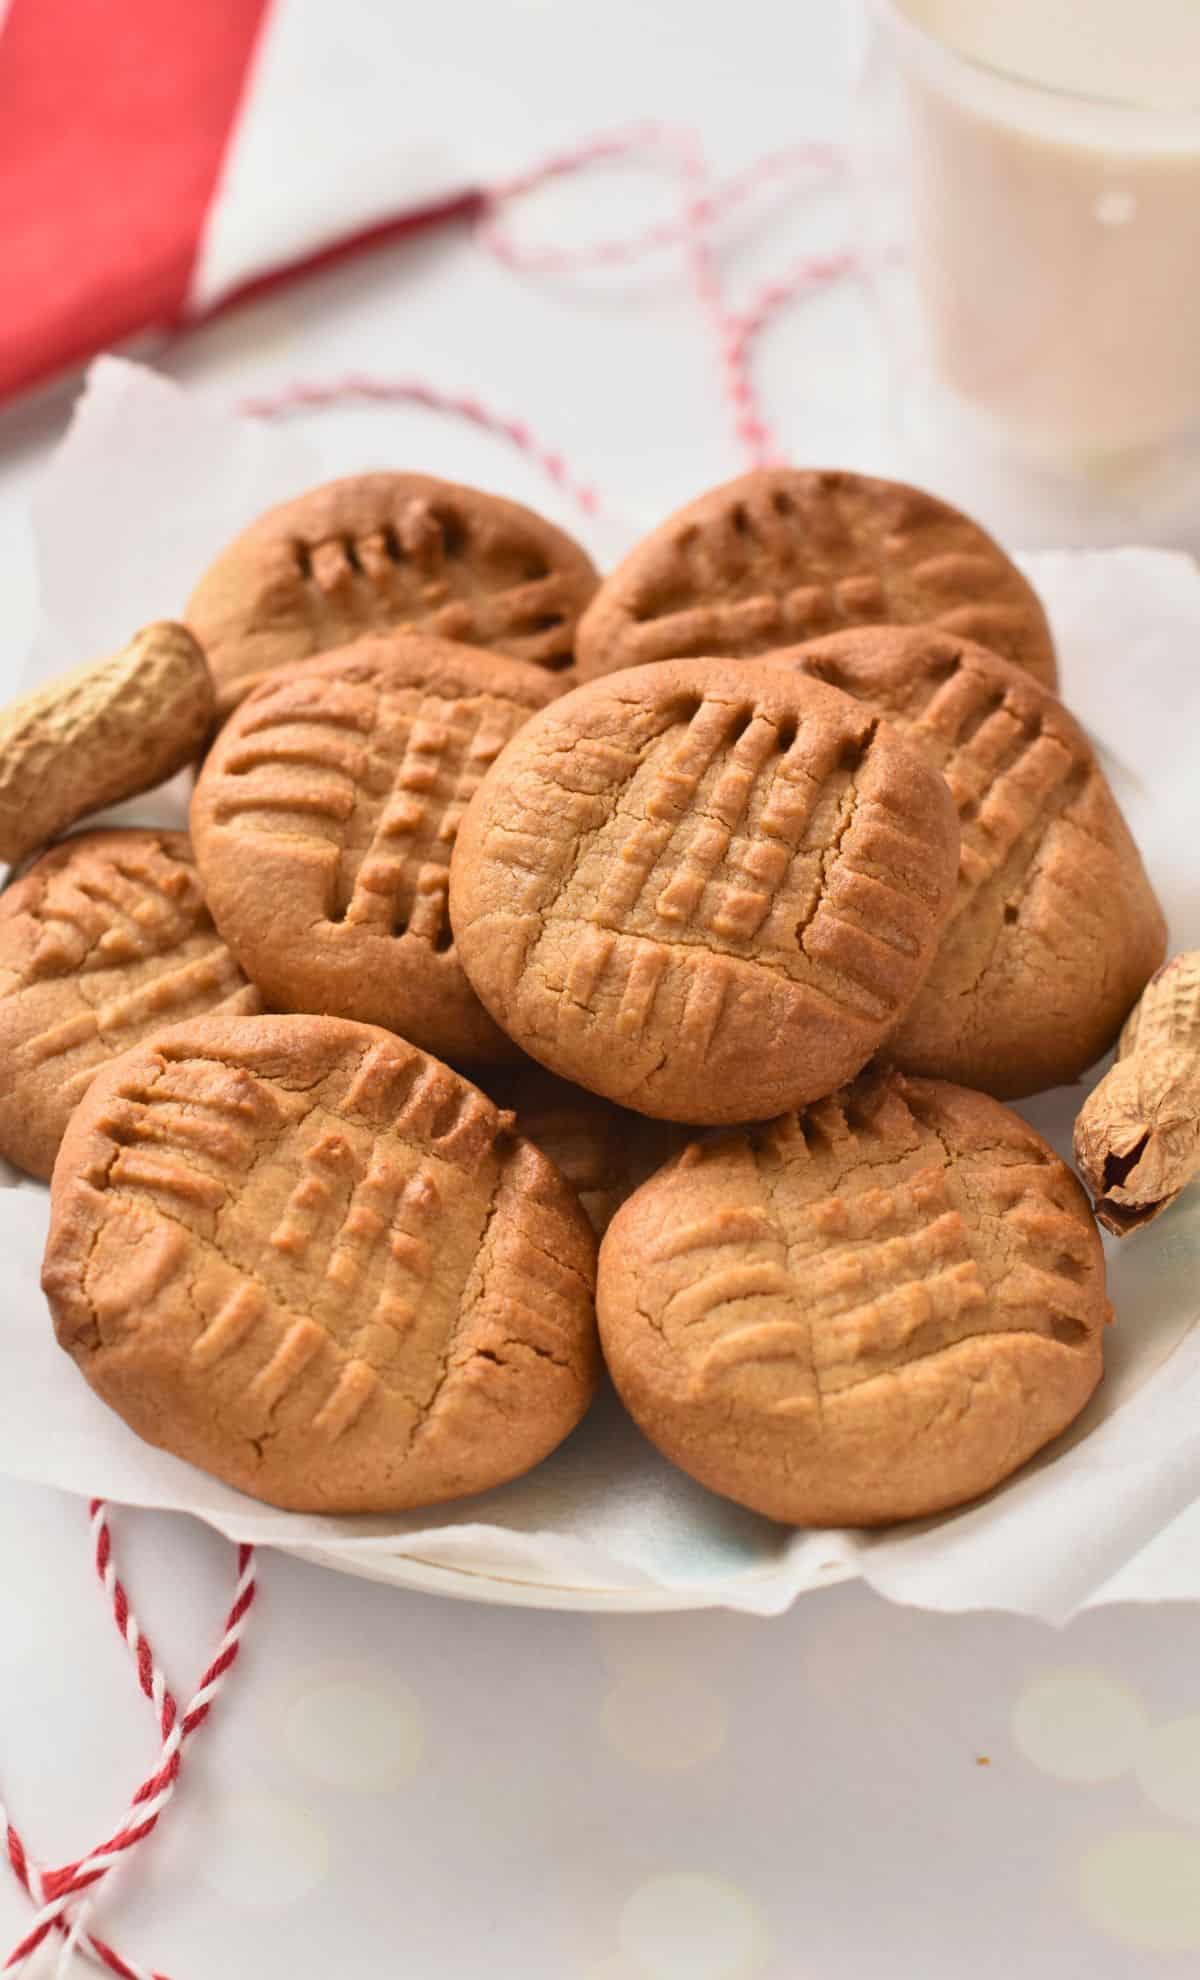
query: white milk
[{"left": 891, "top": 0, "right": 1200, "bottom": 460}]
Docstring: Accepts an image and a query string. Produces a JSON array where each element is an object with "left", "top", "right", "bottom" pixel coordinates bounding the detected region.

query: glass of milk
[{"left": 858, "top": 0, "right": 1200, "bottom": 542}]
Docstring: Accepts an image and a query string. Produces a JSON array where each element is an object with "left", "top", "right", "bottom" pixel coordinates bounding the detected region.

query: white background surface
[{"left": 2, "top": 1, "right": 1200, "bottom": 1973}]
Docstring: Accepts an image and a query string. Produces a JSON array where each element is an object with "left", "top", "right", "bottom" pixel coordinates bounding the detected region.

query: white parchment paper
[{"left": 1, "top": 357, "right": 1198, "bottom": 1618}]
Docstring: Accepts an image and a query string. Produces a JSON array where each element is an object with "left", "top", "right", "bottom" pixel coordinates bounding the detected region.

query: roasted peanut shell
[
  {"left": 1074, "top": 953, "right": 1200, "bottom": 1234},
  {"left": 0, "top": 623, "right": 214, "bottom": 867}
]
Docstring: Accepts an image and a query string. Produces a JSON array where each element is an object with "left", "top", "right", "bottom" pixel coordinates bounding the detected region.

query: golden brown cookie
[
  {"left": 43, "top": 1014, "right": 599, "bottom": 1513},
  {"left": 0, "top": 830, "right": 261, "bottom": 1180},
  {"left": 598, "top": 1067, "right": 1108, "bottom": 1527},
  {"left": 0, "top": 623, "right": 214, "bottom": 868},
  {"left": 477, "top": 1061, "right": 691, "bottom": 1236},
  {"left": 449, "top": 658, "right": 960, "bottom": 1122},
  {"left": 190, "top": 634, "right": 559, "bottom": 1061},
  {"left": 770, "top": 627, "right": 1166, "bottom": 1097},
  {"left": 188, "top": 472, "right": 600, "bottom": 711},
  {"left": 575, "top": 468, "right": 1056, "bottom": 690}
]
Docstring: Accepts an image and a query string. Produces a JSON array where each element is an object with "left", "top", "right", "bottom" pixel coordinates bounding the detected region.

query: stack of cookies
[{"left": 4, "top": 465, "right": 1172, "bottom": 1530}]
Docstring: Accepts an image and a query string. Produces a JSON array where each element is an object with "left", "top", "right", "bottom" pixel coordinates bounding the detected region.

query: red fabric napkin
[{"left": 0, "top": 0, "right": 482, "bottom": 405}]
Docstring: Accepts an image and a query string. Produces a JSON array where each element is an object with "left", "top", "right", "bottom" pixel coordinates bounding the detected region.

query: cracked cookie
[
  {"left": 43, "top": 1013, "right": 599, "bottom": 1512},
  {"left": 477, "top": 1060, "right": 691, "bottom": 1236},
  {"left": 190, "top": 634, "right": 559, "bottom": 1061},
  {"left": 0, "top": 830, "right": 261, "bottom": 1180},
  {"left": 770, "top": 627, "right": 1166, "bottom": 1097},
  {"left": 597, "top": 1066, "right": 1108, "bottom": 1527},
  {"left": 575, "top": 468, "right": 1057, "bottom": 690},
  {"left": 448, "top": 657, "right": 960, "bottom": 1123},
  {"left": 187, "top": 472, "right": 600, "bottom": 712},
  {"left": 0, "top": 622, "right": 214, "bottom": 867}
]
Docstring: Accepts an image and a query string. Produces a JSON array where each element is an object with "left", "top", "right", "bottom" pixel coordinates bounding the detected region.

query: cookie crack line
[
  {"left": 506, "top": 1219, "right": 593, "bottom": 1288},
  {"left": 746, "top": 1127, "right": 831, "bottom": 1420},
  {"left": 528, "top": 811, "right": 909, "bottom": 1000},
  {"left": 739, "top": 1091, "right": 1089, "bottom": 1386},
  {"left": 895, "top": 1105, "right": 1085, "bottom": 1303},
  {"left": 941, "top": 771, "right": 1094, "bottom": 1006},
  {"left": 795, "top": 721, "right": 877, "bottom": 958},
  {"left": 474, "top": 1337, "right": 576, "bottom": 1373},
  {"left": 624, "top": 1041, "right": 670, "bottom": 1101},
  {"left": 830, "top": 1323, "right": 1094, "bottom": 1400},
  {"left": 67, "top": 1143, "right": 124, "bottom": 1353},
  {"left": 525, "top": 692, "right": 799, "bottom": 931},
  {"left": 83, "top": 1047, "right": 493, "bottom": 1337},
  {"left": 93, "top": 1188, "right": 251, "bottom": 1310},
  {"left": 403, "top": 1158, "right": 509, "bottom": 1453},
  {"left": 512, "top": 724, "right": 659, "bottom": 929},
  {"left": 538, "top": 915, "right": 869, "bottom": 994}
]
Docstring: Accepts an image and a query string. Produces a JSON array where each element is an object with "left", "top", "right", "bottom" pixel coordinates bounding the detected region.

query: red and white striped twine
[
  {"left": 238, "top": 371, "right": 607, "bottom": 520},
  {"left": 2, "top": 1504, "right": 254, "bottom": 1978},
  {"left": 247, "top": 118, "right": 854, "bottom": 489},
  {"left": 4, "top": 118, "right": 851, "bottom": 1975}
]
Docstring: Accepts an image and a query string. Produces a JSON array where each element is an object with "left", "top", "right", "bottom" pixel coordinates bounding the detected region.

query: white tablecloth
[{"left": 1, "top": 3, "right": 1199, "bottom": 1972}]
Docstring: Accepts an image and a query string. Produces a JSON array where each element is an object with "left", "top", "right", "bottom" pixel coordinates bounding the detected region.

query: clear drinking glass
[{"left": 855, "top": 0, "right": 1200, "bottom": 546}]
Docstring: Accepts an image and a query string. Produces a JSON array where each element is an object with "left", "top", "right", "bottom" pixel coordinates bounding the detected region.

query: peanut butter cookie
[
  {"left": 478, "top": 1061, "right": 690, "bottom": 1236},
  {"left": 449, "top": 658, "right": 960, "bottom": 1122},
  {"left": 0, "top": 830, "right": 260, "bottom": 1179},
  {"left": 188, "top": 473, "right": 599, "bottom": 711},
  {"left": 598, "top": 1067, "right": 1108, "bottom": 1527},
  {"left": 43, "top": 1014, "right": 599, "bottom": 1513},
  {"left": 190, "top": 634, "right": 558, "bottom": 1061},
  {"left": 575, "top": 469, "right": 1056, "bottom": 689},
  {"left": 772, "top": 627, "right": 1166, "bottom": 1097}
]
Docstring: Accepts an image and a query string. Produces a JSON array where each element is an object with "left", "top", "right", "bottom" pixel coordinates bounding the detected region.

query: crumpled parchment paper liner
[{"left": 2, "top": 358, "right": 1197, "bottom": 1619}]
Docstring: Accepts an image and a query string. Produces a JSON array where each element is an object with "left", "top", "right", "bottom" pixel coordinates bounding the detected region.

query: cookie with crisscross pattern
[
  {"left": 449, "top": 657, "right": 960, "bottom": 1122},
  {"left": 0, "top": 829, "right": 260, "bottom": 1179},
  {"left": 771, "top": 626, "right": 1166, "bottom": 1096},
  {"left": 597, "top": 1067, "right": 1108, "bottom": 1526},
  {"left": 575, "top": 468, "right": 1056, "bottom": 689},
  {"left": 44, "top": 1014, "right": 599, "bottom": 1512},
  {"left": 191, "top": 634, "right": 558, "bottom": 1060},
  {"left": 188, "top": 472, "right": 599, "bottom": 711}
]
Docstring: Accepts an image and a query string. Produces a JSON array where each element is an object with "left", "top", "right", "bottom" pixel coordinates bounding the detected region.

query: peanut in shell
[
  {"left": 1074, "top": 952, "right": 1200, "bottom": 1234},
  {"left": 0, "top": 622, "right": 214, "bottom": 867}
]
